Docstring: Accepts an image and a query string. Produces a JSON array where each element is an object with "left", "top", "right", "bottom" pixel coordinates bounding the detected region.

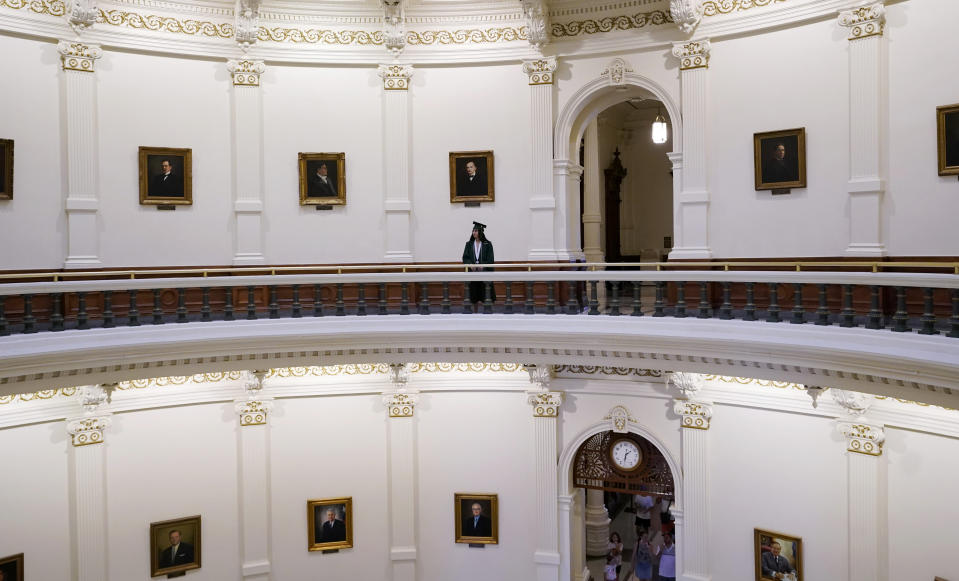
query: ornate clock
[{"left": 609, "top": 437, "right": 643, "bottom": 472}]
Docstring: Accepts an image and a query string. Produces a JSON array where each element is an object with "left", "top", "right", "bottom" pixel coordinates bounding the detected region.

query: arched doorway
[{"left": 558, "top": 418, "right": 682, "bottom": 581}]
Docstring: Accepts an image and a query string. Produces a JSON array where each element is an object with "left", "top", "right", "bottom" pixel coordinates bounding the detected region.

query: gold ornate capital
[
  {"left": 673, "top": 399, "right": 713, "bottom": 429},
  {"left": 671, "top": 39, "right": 711, "bottom": 70},
  {"left": 838, "top": 421, "right": 884, "bottom": 456},
  {"left": 235, "top": 399, "right": 272, "bottom": 426},
  {"left": 527, "top": 391, "right": 563, "bottom": 418},
  {"left": 57, "top": 40, "right": 102, "bottom": 73},
  {"left": 604, "top": 405, "right": 636, "bottom": 433},
  {"left": 66, "top": 415, "right": 112, "bottom": 446},
  {"left": 838, "top": 2, "right": 885, "bottom": 41},
  {"left": 522, "top": 57, "right": 557, "bottom": 85},
  {"left": 377, "top": 63, "right": 414, "bottom": 91},
  {"left": 226, "top": 59, "right": 265, "bottom": 86},
  {"left": 383, "top": 391, "right": 418, "bottom": 417}
]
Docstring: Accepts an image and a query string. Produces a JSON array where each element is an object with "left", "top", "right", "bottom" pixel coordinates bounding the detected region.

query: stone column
[
  {"left": 832, "top": 389, "right": 887, "bottom": 581},
  {"left": 65, "top": 384, "right": 114, "bottom": 581},
  {"left": 378, "top": 64, "right": 415, "bottom": 263},
  {"left": 234, "top": 370, "right": 273, "bottom": 580},
  {"left": 58, "top": 41, "right": 103, "bottom": 269},
  {"left": 582, "top": 120, "right": 604, "bottom": 263},
  {"left": 382, "top": 364, "right": 418, "bottom": 581},
  {"left": 669, "top": 372, "right": 712, "bottom": 581},
  {"left": 526, "top": 365, "right": 563, "bottom": 581},
  {"left": 227, "top": 59, "right": 268, "bottom": 265},
  {"left": 523, "top": 57, "right": 562, "bottom": 261},
  {"left": 584, "top": 489, "right": 611, "bottom": 557},
  {"left": 839, "top": 3, "right": 887, "bottom": 257},
  {"left": 669, "top": 40, "right": 712, "bottom": 260}
]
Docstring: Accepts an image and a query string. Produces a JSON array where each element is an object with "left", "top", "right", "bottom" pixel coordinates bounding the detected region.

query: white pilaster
[
  {"left": 582, "top": 120, "right": 603, "bottom": 263},
  {"left": 669, "top": 40, "right": 712, "bottom": 260},
  {"left": 527, "top": 365, "right": 562, "bottom": 581},
  {"left": 550, "top": 161, "right": 583, "bottom": 261},
  {"left": 65, "top": 384, "right": 113, "bottom": 581},
  {"left": 58, "top": 40, "right": 103, "bottom": 269},
  {"left": 383, "top": 363, "right": 418, "bottom": 581},
  {"left": 234, "top": 370, "right": 273, "bottom": 580},
  {"left": 839, "top": 3, "right": 887, "bottom": 257},
  {"left": 833, "top": 389, "right": 887, "bottom": 581},
  {"left": 524, "top": 57, "right": 561, "bottom": 261},
  {"left": 379, "top": 64, "right": 415, "bottom": 263},
  {"left": 227, "top": 59, "right": 267, "bottom": 265},
  {"left": 669, "top": 372, "right": 711, "bottom": 581}
]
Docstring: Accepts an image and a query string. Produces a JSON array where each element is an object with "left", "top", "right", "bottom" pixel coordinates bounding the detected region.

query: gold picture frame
[
  {"left": 138, "top": 146, "right": 193, "bottom": 205},
  {"left": 299, "top": 152, "right": 346, "bottom": 206},
  {"left": 150, "top": 515, "right": 201, "bottom": 578},
  {"left": 454, "top": 492, "right": 498, "bottom": 544},
  {"left": 0, "top": 138, "right": 13, "bottom": 201},
  {"left": 450, "top": 150, "right": 495, "bottom": 203},
  {"left": 753, "top": 128, "right": 806, "bottom": 191},
  {"left": 937, "top": 103, "right": 959, "bottom": 176},
  {"left": 307, "top": 497, "right": 353, "bottom": 551},
  {"left": 0, "top": 552, "right": 24, "bottom": 581},
  {"left": 754, "top": 528, "right": 802, "bottom": 581}
]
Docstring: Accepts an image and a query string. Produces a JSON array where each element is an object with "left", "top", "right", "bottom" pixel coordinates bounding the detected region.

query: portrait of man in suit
[
  {"left": 307, "top": 497, "right": 353, "bottom": 550},
  {"left": 316, "top": 507, "right": 347, "bottom": 543},
  {"left": 139, "top": 147, "right": 192, "bottom": 205},
  {"left": 149, "top": 158, "right": 184, "bottom": 197},
  {"left": 754, "top": 129, "right": 805, "bottom": 191},
  {"left": 158, "top": 529, "right": 195, "bottom": 569},
  {"left": 455, "top": 493, "right": 498, "bottom": 544},
  {"left": 308, "top": 162, "right": 338, "bottom": 198},
  {"left": 150, "top": 515, "right": 201, "bottom": 576},
  {"left": 462, "top": 502, "right": 492, "bottom": 537},
  {"left": 299, "top": 153, "right": 346, "bottom": 206},
  {"left": 450, "top": 151, "right": 494, "bottom": 203},
  {"left": 754, "top": 529, "right": 801, "bottom": 581},
  {"left": 762, "top": 143, "right": 797, "bottom": 184},
  {"left": 458, "top": 160, "right": 487, "bottom": 197}
]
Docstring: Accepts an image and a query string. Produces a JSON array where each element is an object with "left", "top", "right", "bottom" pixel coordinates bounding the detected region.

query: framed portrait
[
  {"left": 937, "top": 103, "right": 959, "bottom": 176},
  {"left": 0, "top": 553, "right": 23, "bottom": 581},
  {"left": 138, "top": 146, "right": 193, "bottom": 205},
  {"left": 449, "top": 150, "right": 495, "bottom": 203},
  {"left": 307, "top": 497, "right": 353, "bottom": 551},
  {"left": 454, "top": 492, "right": 498, "bottom": 544},
  {"left": 0, "top": 138, "right": 13, "bottom": 201},
  {"left": 299, "top": 152, "right": 346, "bottom": 206},
  {"left": 753, "top": 128, "right": 806, "bottom": 191},
  {"left": 150, "top": 515, "right": 201, "bottom": 577},
  {"left": 754, "top": 528, "right": 802, "bottom": 581}
]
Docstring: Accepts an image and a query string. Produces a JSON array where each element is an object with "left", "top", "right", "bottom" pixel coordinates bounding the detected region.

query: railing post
[
  {"left": 588, "top": 280, "right": 599, "bottom": 315},
  {"left": 505, "top": 281, "right": 514, "bottom": 315},
  {"left": 790, "top": 283, "right": 804, "bottom": 324},
  {"left": 766, "top": 283, "right": 781, "bottom": 323},
  {"left": 379, "top": 283, "right": 388, "bottom": 315},
  {"left": 630, "top": 281, "right": 643, "bottom": 317},
  {"left": 744, "top": 282, "right": 756, "bottom": 321},
  {"left": 399, "top": 282, "right": 409, "bottom": 315},
  {"left": 202, "top": 287, "right": 212, "bottom": 321},
  {"left": 463, "top": 282, "right": 472, "bottom": 314},
  {"left": 815, "top": 284, "right": 830, "bottom": 326},
  {"left": 840, "top": 284, "right": 855, "bottom": 327},
  {"left": 546, "top": 281, "right": 557, "bottom": 315},
  {"left": 22, "top": 294, "right": 36, "bottom": 333},
  {"left": 102, "top": 290, "right": 114, "bottom": 328},
  {"left": 268, "top": 285, "right": 279, "bottom": 319},
  {"left": 0, "top": 296, "right": 7, "bottom": 336},
  {"left": 177, "top": 288, "right": 188, "bottom": 323},
  {"left": 718, "top": 281, "right": 732, "bottom": 320},
  {"left": 441, "top": 282, "right": 451, "bottom": 314},
  {"left": 608, "top": 282, "right": 620, "bottom": 316},
  {"left": 483, "top": 282, "right": 493, "bottom": 314},
  {"left": 674, "top": 281, "right": 687, "bottom": 318},
  {"left": 337, "top": 283, "right": 347, "bottom": 316},
  {"left": 152, "top": 289, "right": 163, "bottom": 324},
  {"left": 357, "top": 284, "right": 368, "bottom": 316},
  {"left": 919, "top": 288, "right": 937, "bottom": 335},
  {"left": 866, "top": 285, "right": 882, "bottom": 329},
  {"left": 891, "top": 286, "right": 908, "bottom": 332},
  {"left": 291, "top": 284, "right": 301, "bottom": 318},
  {"left": 696, "top": 281, "right": 710, "bottom": 319},
  {"left": 51, "top": 293, "right": 64, "bottom": 331},
  {"left": 949, "top": 289, "right": 959, "bottom": 338},
  {"left": 77, "top": 291, "right": 88, "bottom": 330},
  {"left": 653, "top": 281, "right": 665, "bottom": 317},
  {"left": 224, "top": 287, "right": 235, "bottom": 321},
  {"left": 418, "top": 282, "right": 429, "bottom": 315},
  {"left": 127, "top": 290, "right": 140, "bottom": 326},
  {"left": 313, "top": 284, "right": 324, "bottom": 317},
  {"left": 246, "top": 286, "right": 257, "bottom": 320},
  {"left": 525, "top": 281, "right": 535, "bottom": 314}
]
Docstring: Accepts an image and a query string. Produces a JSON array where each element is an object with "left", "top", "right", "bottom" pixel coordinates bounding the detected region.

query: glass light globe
[{"left": 651, "top": 115, "right": 668, "bottom": 144}]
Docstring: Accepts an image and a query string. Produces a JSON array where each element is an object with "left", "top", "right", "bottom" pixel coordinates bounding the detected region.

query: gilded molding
[
  {"left": 227, "top": 58, "right": 265, "bottom": 86},
  {"left": 554, "top": 366, "right": 662, "bottom": 377},
  {"left": 120, "top": 371, "right": 245, "bottom": 389},
  {"left": 550, "top": 10, "right": 671, "bottom": 38},
  {"left": 0, "top": 0, "right": 65, "bottom": 15},
  {"left": 409, "top": 363, "right": 522, "bottom": 373},
  {"left": 235, "top": 399, "right": 272, "bottom": 426},
  {"left": 66, "top": 415, "right": 111, "bottom": 446},
  {"left": 604, "top": 404, "right": 636, "bottom": 433},
  {"left": 522, "top": 56, "right": 557, "bottom": 85},
  {"left": 702, "top": 0, "right": 785, "bottom": 16},
  {"left": 838, "top": 2, "right": 885, "bottom": 41},
  {"left": 0, "top": 387, "right": 78, "bottom": 406},
  {"left": 528, "top": 391, "right": 563, "bottom": 417},
  {"left": 378, "top": 63, "right": 414, "bottom": 90},
  {"left": 258, "top": 27, "right": 383, "bottom": 44},
  {"left": 601, "top": 56, "right": 634, "bottom": 88},
  {"left": 406, "top": 27, "right": 527, "bottom": 45},
  {"left": 672, "top": 39, "right": 710, "bottom": 70},
  {"left": 97, "top": 8, "right": 234, "bottom": 37},
  {"left": 383, "top": 391, "right": 418, "bottom": 417},
  {"left": 703, "top": 375, "right": 803, "bottom": 389},
  {"left": 57, "top": 41, "right": 102, "bottom": 73},
  {"left": 673, "top": 399, "right": 713, "bottom": 429},
  {"left": 838, "top": 421, "right": 884, "bottom": 456},
  {"left": 269, "top": 364, "right": 388, "bottom": 377}
]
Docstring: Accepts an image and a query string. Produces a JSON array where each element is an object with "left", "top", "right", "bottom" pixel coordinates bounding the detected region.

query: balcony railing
[{"left": 0, "top": 262, "right": 957, "bottom": 338}]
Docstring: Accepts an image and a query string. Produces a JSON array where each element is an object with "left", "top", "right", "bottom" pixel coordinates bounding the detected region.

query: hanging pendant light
[{"left": 651, "top": 108, "right": 668, "bottom": 144}]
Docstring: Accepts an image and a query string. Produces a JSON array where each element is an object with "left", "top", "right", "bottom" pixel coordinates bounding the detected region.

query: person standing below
[
  {"left": 604, "top": 554, "right": 618, "bottom": 581},
  {"left": 461, "top": 221, "right": 495, "bottom": 310},
  {"left": 607, "top": 531, "right": 624, "bottom": 578},
  {"left": 633, "top": 493, "right": 655, "bottom": 531},
  {"left": 632, "top": 529, "right": 653, "bottom": 581},
  {"left": 657, "top": 532, "right": 676, "bottom": 581}
]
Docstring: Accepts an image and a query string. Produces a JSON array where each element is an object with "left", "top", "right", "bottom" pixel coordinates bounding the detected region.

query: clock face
[{"left": 610, "top": 439, "right": 642, "bottom": 471}]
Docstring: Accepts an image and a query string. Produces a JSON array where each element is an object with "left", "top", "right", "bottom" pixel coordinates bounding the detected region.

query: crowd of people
[{"left": 603, "top": 494, "right": 676, "bottom": 581}]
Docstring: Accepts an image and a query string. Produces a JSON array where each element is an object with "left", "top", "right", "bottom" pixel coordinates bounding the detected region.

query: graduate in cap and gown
[{"left": 461, "top": 221, "right": 495, "bottom": 308}]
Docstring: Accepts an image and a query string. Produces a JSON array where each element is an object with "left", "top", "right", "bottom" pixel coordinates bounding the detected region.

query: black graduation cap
[{"left": 472, "top": 221, "right": 487, "bottom": 231}]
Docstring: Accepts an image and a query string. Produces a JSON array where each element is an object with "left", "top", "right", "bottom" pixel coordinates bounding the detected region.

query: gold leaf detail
[
  {"left": 406, "top": 27, "right": 527, "bottom": 45},
  {"left": 97, "top": 8, "right": 234, "bottom": 38},
  {"left": 257, "top": 27, "right": 384, "bottom": 45},
  {"left": 702, "top": 0, "right": 786, "bottom": 17},
  {"left": 0, "top": 0, "right": 66, "bottom": 16},
  {"left": 551, "top": 10, "right": 671, "bottom": 38}
]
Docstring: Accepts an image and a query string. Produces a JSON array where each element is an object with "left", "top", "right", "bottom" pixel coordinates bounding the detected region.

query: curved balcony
[{"left": 2, "top": 262, "right": 958, "bottom": 405}]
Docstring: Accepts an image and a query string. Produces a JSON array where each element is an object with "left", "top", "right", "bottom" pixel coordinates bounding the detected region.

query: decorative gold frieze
[
  {"left": 672, "top": 40, "right": 710, "bottom": 70},
  {"left": 550, "top": 10, "right": 671, "bottom": 38},
  {"left": 0, "top": 387, "right": 78, "bottom": 406},
  {"left": 120, "top": 371, "right": 245, "bottom": 389},
  {"left": 528, "top": 391, "right": 563, "bottom": 417},
  {"left": 57, "top": 41, "right": 102, "bottom": 73},
  {"left": 673, "top": 399, "right": 713, "bottom": 429},
  {"left": 703, "top": 375, "right": 803, "bottom": 389},
  {"left": 702, "top": 0, "right": 785, "bottom": 16},
  {"left": 378, "top": 63, "right": 414, "bottom": 91},
  {"left": 258, "top": 27, "right": 383, "bottom": 44},
  {"left": 838, "top": 2, "right": 885, "bottom": 41},
  {"left": 406, "top": 27, "right": 527, "bottom": 45},
  {"left": 235, "top": 399, "right": 271, "bottom": 426},
  {"left": 0, "top": 0, "right": 66, "bottom": 16},
  {"left": 66, "top": 415, "right": 111, "bottom": 446},
  {"left": 838, "top": 422, "right": 884, "bottom": 456},
  {"left": 554, "top": 366, "right": 662, "bottom": 377},
  {"left": 522, "top": 57, "right": 557, "bottom": 85},
  {"left": 97, "top": 8, "right": 234, "bottom": 38},
  {"left": 383, "top": 391, "right": 418, "bottom": 417},
  {"left": 227, "top": 59, "right": 265, "bottom": 86},
  {"left": 270, "top": 364, "right": 388, "bottom": 377}
]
